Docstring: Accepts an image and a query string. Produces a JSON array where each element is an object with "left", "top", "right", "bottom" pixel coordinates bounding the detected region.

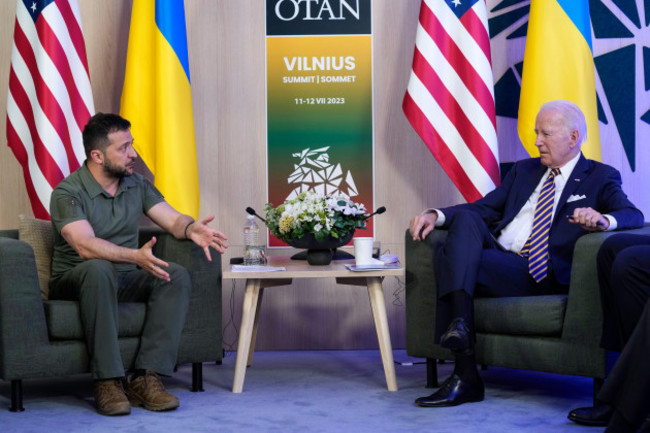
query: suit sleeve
[
  {"left": 438, "top": 161, "right": 520, "bottom": 229},
  {"left": 597, "top": 166, "right": 644, "bottom": 229}
]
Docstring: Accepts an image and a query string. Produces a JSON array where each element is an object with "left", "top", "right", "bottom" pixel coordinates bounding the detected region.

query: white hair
[{"left": 539, "top": 100, "right": 587, "bottom": 146}]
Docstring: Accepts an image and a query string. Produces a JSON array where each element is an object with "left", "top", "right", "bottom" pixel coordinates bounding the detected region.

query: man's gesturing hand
[
  {"left": 137, "top": 237, "right": 171, "bottom": 281},
  {"left": 185, "top": 215, "right": 229, "bottom": 261}
]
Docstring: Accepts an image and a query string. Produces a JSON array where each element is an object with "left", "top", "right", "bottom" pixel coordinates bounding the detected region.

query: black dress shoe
[
  {"left": 568, "top": 404, "right": 614, "bottom": 426},
  {"left": 415, "top": 374, "right": 484, "bottom": 407},
  {"left": 440, "top": 317, "right": 471, "bottom": 351}
]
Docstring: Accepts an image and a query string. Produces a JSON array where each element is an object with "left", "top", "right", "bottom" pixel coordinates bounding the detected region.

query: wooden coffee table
[{"left": 223, "top": 256, "right": 404, "bottom": 393}]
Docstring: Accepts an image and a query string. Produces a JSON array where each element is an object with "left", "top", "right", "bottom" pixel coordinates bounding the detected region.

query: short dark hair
[{"left": 82, "top": 113, "right": 131, "bottom": 158}]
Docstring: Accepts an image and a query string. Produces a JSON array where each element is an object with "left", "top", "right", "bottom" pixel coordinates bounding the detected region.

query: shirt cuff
[
  {"left": 423, "top": 208, "right": 446, "bottom": 226},
  {"left": 604, "top": 214, "right": 617, "bottom": 231}
]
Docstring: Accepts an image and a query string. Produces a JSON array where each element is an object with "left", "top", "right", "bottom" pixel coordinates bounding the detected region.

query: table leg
[
  {"left": 366, "top": 276, "right": 398, "bottom": 391},
  {"left": 247, "top": 287, "right": 264, "bottom": 366},
  {"left": 232, "top": 279, "right": 261, "bottom": 393}
]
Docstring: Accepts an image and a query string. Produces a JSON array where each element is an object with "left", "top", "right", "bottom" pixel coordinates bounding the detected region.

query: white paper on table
[{"left": 231, "top": 265, "right": 286, "bottom": 272}]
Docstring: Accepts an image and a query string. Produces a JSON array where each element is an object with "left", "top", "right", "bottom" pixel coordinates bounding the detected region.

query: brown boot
[
  {"left": 93, "top": 379, "right": 131, "bottom": 416},
  {"left": 125, "top": 370, "right": 179, "bottom": 411}
]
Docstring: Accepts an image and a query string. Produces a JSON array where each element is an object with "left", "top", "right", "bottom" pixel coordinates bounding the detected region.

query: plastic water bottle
[{"left": 243, "top": 215, "right": 264, "bottom": 265}]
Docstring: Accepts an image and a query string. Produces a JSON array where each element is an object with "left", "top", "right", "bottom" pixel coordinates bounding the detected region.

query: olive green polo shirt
[{"left": 50, "top": 163, "right": 165, "bottom": 279}]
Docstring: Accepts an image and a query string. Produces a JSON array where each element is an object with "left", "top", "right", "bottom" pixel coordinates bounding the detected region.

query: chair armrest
[
  {"left": 405, "top": 225, "right": 650, "bottom": 356},
  {"left": 562, "top": 225, "right": 650, "bottom": 342},
  {"left": 404, "top": 229, "right": 447, "bottom": 357},
  {"left": 0, "top": 237, "right": 50, "bottom": 379},
  {"left": 139, "top": 227, "right": 223, "bottom": 363}
]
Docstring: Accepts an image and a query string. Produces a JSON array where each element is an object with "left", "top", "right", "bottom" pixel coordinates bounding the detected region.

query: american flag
[
  {"left": 403, "top": 0, "right": 499, "bottom": 203},
  {"left": 6, "top": 0, "right": 94, "bottom": 219}
]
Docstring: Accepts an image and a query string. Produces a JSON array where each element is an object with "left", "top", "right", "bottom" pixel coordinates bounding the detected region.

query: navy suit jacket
[{"left": 439, "top": 154, "right": 644, "bottom": 285}]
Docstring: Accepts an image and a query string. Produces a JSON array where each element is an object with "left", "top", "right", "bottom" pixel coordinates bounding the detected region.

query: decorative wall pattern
[{"left": 488, "top": 0, "right": 649, "bottom": 214}]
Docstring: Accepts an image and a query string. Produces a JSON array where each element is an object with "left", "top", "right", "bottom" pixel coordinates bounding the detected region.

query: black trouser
[{"left": 596, "top": 234, "right": 650, "bottom": 428}]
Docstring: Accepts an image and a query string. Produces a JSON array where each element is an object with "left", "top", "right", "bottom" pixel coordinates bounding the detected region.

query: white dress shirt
[{"left": 428, "top": 153, "right": 616, "bottom": 254}]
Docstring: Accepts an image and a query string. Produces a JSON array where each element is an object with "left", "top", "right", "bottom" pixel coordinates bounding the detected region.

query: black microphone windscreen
[
  {"left": 246, "top": 207, "right": 267, "bottom": 223},
  {"left": 365, "top": 206, "right": 386, "bottom": 220}
]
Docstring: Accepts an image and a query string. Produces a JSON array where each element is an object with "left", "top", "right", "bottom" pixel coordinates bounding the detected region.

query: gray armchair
[
  {"left": 405, "top": 225, "right": 650, "bottom": 401},
  {"left": 0, "top": 220, "right": 223, "bottom": 411}
]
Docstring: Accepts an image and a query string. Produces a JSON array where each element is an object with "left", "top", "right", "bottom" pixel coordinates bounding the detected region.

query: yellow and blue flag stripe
[
  {"left": 518, "top": 0, "right": 601, "bottom": 161},
  {"left": 120, "top": 0, "right": 199, "bottom": 217}
]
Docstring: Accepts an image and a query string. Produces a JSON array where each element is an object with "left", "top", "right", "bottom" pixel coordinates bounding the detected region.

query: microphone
[
  {"left": 246, "top": 207, "right": 266, "bottom": 223},
  {"left": 365, "top": 206, "right": 386, "bottom": 220}
]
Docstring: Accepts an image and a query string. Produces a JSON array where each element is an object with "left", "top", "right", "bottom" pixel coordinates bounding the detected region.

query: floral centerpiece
[{"left": 264, "top": 191, "right": 368, "bottom": 264}]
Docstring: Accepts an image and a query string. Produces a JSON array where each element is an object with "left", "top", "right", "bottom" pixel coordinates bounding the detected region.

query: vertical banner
[{"left": 266, "top": 0, "right": 374, "bottom": 247}]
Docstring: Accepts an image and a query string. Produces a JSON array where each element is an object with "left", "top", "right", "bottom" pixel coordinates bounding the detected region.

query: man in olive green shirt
[{"left": 49, "top": 113, "right": 228, "bottom": 416}]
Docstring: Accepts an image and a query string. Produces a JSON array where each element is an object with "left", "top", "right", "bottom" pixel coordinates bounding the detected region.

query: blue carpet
[{"left": 0, "top": 350, "right": 602, "bottom": 432}]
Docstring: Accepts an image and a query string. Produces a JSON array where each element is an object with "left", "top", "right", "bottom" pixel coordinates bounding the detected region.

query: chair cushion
[
  {"left": 474, "top": 295, "right": 568, "bottom": 336},
  {"left": 18, "top": 214, "right": 53, "bottom": 300},
  {"left": 44, "top": 300, "right": 147, "bottom": 340}
]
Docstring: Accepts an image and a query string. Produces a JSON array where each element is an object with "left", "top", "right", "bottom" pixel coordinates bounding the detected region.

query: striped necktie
[{"left": 520, "top": 168, "right": 561, "bottom": 282}]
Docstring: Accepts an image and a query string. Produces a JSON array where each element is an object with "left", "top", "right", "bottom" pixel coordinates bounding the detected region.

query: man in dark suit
[
  {"left": 568, "top": 234, "right": 650, "bottom": 432},
  {"left": 408, "top": 100, "right": 644, "bottom": 407}
]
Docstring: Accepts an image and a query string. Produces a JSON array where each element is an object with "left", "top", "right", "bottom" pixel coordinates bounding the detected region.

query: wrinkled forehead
[
  {"left": 106, "top": 128, "right": 134, "bottom": 147},
  {"left": 535, "top": 109, "right": 566, "bottom": 128}
]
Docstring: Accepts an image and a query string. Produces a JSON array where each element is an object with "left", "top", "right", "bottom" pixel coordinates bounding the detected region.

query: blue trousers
[{"left": 433, "top": 210, "right": 567, "bottom": 341}]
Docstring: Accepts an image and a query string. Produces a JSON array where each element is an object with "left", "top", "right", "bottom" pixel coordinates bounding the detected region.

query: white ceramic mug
[{"left": 353, "top": 237, "right": 374, "bottom": 265}]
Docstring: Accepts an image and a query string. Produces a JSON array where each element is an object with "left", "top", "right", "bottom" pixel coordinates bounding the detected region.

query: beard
[{"left": 103, "top": 158, "right": 132, "bottom": 179}]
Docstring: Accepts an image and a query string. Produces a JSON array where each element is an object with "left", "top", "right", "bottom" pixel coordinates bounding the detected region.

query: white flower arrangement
[{"left": 264, "top": 191, "right": 367, "bottom": 242}]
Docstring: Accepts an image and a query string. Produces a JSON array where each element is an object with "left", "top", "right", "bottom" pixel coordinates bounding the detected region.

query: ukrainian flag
[
  {"left": 120, "top": 0, "right": 199, "bottom": 218},
  {"left": 518, "top": 0, "right": 600, "bottom": 161}
]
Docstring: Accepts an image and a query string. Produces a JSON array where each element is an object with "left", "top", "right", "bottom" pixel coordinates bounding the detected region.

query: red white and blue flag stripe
[
  {"left": 6, "top": 0, "right": 94, "bottom": 219},
  {"left": 403, "top": 0, "right": 499, "bottom": 202}
]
